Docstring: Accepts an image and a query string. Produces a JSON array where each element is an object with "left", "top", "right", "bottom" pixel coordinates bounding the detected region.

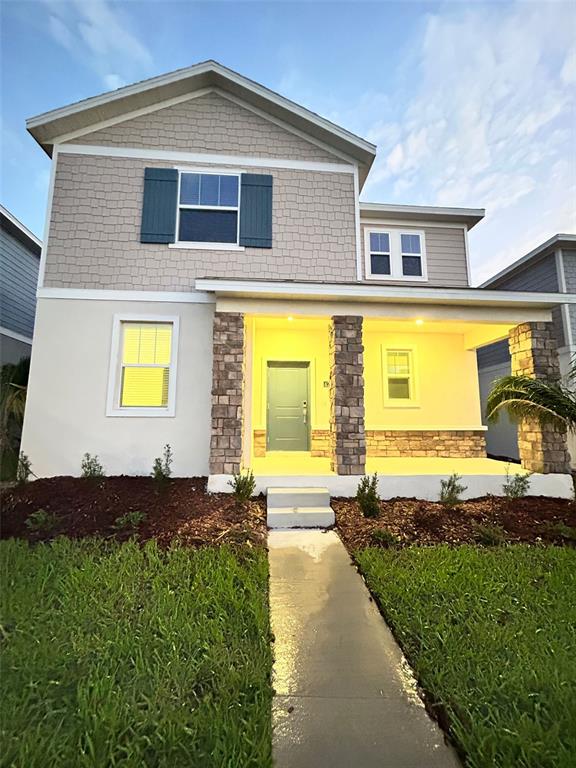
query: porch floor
[{"left": 251, "top": 452, "right": 518, "bottom": 476}]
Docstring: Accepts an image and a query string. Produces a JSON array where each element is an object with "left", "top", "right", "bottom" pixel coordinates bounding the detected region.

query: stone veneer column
[
  {"left": 509, "top": 322, "right": 570, "bottom": 473},
  {"left": 330, "top": 315, "right": 366, "bottom": 475},
  {"left": 209, "top": 312, "right": 244, "bottom": 475}
]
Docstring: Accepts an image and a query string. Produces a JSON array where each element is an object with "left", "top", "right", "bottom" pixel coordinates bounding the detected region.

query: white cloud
[
  {"left": 43, "top": 0, "right": 152, "bottom": 90},
  {"left": 355, "top": 0, "right": 575, "bottom": 283}
]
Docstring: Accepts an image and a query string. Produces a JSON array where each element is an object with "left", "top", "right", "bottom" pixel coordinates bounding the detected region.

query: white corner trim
[
  {"left": 106, "top": 313, "right": 180, "bottom": 418},
  {"left": 37, "top": 287, "right": 215, "bottom": 304},
  {"left": 57, "top": 143, "right": 355, "bottom": 174},
  {"left": 353, "top": 166, "right": 362, "bottom": 281},
  {"left": 37, "top": 146, "right": 58, "bottom": 290},
  {"left": 0, "top": 327, "right": 33, "bottom": 345},
  {"left": 557, "top": 248, "right": 574, "bottom": 349},
  {"left": 464, "top": 225, "right": 472, "bottom": 286}
]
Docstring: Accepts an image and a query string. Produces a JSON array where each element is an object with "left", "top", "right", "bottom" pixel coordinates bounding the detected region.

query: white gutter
[{"left": 195, "top": 278, "right": 576, "bottom": 308}]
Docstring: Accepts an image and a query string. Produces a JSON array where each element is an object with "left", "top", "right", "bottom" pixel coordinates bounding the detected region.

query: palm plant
[
  {"left": 0, "top": 357, "right": 30, "bottom": 474},
  {"left": 486, "top": 359, "right": 576, "bottom": 432}
]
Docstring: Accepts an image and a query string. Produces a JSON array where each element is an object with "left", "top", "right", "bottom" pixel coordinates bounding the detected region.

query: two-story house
[
  {"left": 20, "top": 61, "right": 575, "bottom": 498},
  {"left": 0, "top": 205, "right": 41, "bottom": 365},
  {"left": 477, "top": 234, "right": 576, "bottom": 463}
]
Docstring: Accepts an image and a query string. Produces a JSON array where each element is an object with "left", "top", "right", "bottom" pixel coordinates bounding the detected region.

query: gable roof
[
  {"left": 26, "top": 60, "right": 376, "bottom": 183},
  {"left": 480, "top": 234, "right": 576, "bottom": 288}
]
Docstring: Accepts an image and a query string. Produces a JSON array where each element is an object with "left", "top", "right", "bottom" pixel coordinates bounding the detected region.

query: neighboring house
[
  {"left": 477, "top": 234, "right": 576, "bottom": 462},
  {"left": 19, "top": 61, "right": 576, "bottom": 497},
  {"left": 0, "top": 205, "right": 41, "bottom": 364}
]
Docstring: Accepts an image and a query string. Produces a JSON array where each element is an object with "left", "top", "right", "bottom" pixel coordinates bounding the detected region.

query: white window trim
[
  {"left": 365, "top": 228, "right": 428, "bottom": 282},
  {"left": 174, "top": 167, "right": 244, "bottom": 250},
  {"left": 106, "top": 314, "right": 180, "bottom": 418},
  {"left": 381, "top": 345, "right": 420, "bottom": 408}
]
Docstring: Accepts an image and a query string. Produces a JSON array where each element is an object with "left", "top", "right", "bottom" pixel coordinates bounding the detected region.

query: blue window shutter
[
  {"left": 239, "top": 174, "right": 273, "bottom": 248},
  {"left": 140, "top": 168, "right": 178, "bottom": 243}
]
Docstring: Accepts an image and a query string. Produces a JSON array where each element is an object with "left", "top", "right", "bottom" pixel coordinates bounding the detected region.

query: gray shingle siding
[
  {"left": 486, "top": 253, "right": 564, "bottom": 347},
  {"left": 562, "top": 249, "right": 576, "bottom": 346},
  {"left": 476, "top": 338, "right": 510, "bottom": 369},
  {"left": 0, "top": 227, "right": 40, "bottom": 339}
]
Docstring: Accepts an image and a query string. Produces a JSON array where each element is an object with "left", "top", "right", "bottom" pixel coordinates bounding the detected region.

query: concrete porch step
[
  {"left": 267, "top": 506, "right": 335, "bottom": 529},
  {"left": 267, "top": 486, "right": 330, "bottom": 509}
]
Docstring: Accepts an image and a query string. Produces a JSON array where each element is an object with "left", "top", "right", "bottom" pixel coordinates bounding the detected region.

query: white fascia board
[
  {"left": 479, "top": 233, "right": 576, "bottom": 288},
  {"left": 360, "top": 202, "right": 485, "bottom": 229},
  {"left": 195, "top": 278, "right": 576, "bottom": 308}
]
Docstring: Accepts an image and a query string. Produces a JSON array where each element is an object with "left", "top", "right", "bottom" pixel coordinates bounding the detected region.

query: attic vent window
[{"left": 177, "top": 172, "right": 240, "bottom": 244}]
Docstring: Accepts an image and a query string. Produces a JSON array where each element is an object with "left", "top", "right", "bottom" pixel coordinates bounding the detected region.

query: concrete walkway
[{"left": 268, "top": 530, "right": 460, "bottom": 767}]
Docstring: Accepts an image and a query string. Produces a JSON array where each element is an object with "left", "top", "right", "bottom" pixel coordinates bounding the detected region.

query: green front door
[{"left": 267, "top": 362, "right": 310, "bottom": 451}]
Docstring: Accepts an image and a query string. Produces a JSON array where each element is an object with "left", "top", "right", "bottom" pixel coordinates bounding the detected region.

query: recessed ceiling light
[
  {"left": 415, "top": 319, "right": 424, "bottom": 326},
  {"left": 287, "top": 316, "right": 294, "bottom": 322}
]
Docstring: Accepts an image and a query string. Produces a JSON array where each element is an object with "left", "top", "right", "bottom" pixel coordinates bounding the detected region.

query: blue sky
[{"left": 1, "top": 0, "right": 575, "bottom": 284}]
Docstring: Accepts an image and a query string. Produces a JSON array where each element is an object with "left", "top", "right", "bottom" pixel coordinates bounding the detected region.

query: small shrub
[
  {"left": 439, "top": 473, "right": 467, "bottom": 508},
  {"left": 25, "top": 509, "right": 56, "bottom": 532},
  {"left": 81, "top": 453, "right": 105, "bottom": 479},
  {"left": 473, "top": 523, "right": 506, "bottom": 546},
  {"left": 502, "top": 465, "right": 531, "bottom": 498},
  {"left": 545, "top": 522, "right": 576, "bottom": 542},
  {"left": 229, "top": 469, "right": 256, "bottom": 502},
  {"left": 356, "top": 473, "right": 380, "bottom": 518},
  {"left": 371, "top": 528, "right": 400, "bottom": 548},
  {"left": 16, "top": 452, "right": 32, "bottom": 485},
  {"left": 113, "top": 510, "right": 146, "bottom": 531},
  {"left": 152, "top": 444, "right": 173, "bottom": 487}
]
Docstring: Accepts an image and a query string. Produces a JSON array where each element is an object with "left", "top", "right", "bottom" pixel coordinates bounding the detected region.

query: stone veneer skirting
[
  {"left": 366, "top": 430, "right": 486, "bottom": 458},
  {"left": 253, "top": 429, "right": 331, "bottom": 458}
]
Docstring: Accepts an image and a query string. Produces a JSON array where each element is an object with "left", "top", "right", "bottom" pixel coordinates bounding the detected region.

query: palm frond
[{"left": 486, "top": 374, "right": 576, "bottom": 432}]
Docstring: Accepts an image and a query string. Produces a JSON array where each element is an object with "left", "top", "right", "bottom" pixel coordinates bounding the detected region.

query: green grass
[
  {"left": 0, "top": 538, "right": 272, "bottom": 767},
  {"left": 356, "top": 545, "right": 576, "bottom": 768}
]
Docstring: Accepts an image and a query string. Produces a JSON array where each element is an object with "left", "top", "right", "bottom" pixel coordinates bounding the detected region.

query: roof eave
[
  {"left": 480, "top": 234, "right": 576, "bottom": 288},
  {"left": 360, "top": 203, "right": 485, "bottom": 229},
  {"left": 26, "top": 61, "right": 376, "bottom": 177}
]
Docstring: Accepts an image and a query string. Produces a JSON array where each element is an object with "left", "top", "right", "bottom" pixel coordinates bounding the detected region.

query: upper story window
[
  {"left": 177, "top": 172, "right": 240, "bottom": 245},
  {"left": 365, "top": 229, "right": 427, "bottom": 281},
  {"left": 140, "top": 167, "right": 272, "bottom": 250}
]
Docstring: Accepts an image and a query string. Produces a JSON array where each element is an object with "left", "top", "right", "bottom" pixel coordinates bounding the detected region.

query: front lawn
[
  {"left": 356, "top": 545, "right": 576, "bottom": 768},
  {"left": 0, "top": 538, "right": 272, "bottom": 767}
]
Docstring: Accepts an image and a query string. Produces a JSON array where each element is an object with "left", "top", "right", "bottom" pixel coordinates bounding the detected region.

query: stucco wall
[
  {"left": 71, "top": 91, "right": 339, "bottom": 163},
  {"left": 21, "top": 298, "right": 214, "bottom": 477},
  {"left": 359, "top": 223, "right": 469, "bottom": 287},
  {"left": 44, "top": 153, "right": 357, "bottom": 289},
  {"left": 363, "top": 327, "right": 483, "bottom": 429}
]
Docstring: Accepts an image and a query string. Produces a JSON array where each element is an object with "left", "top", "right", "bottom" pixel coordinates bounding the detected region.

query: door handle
[{"left": 302, "top": 400, "right": 307, "bottom": 423}]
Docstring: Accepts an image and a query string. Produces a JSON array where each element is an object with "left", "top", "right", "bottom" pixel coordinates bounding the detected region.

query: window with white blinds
[
  {"left": 120, "top": 323, "right": 172, "bottom": 407},
  {"left": 107, "top": 316, "right": 179, "bottom": 417}
]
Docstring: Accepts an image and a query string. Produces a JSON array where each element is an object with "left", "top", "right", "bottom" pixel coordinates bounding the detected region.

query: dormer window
[{"left": 365, "top": 229, "right": 427, "bottom": 281}]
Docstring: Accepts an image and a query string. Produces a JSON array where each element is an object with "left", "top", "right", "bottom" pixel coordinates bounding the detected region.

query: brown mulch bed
[
  {"left": 333, "top": 495, "right": 576, "bottom": 550},
  {"left": 0, "top": 476, "right": 266, "bottom": 548}
]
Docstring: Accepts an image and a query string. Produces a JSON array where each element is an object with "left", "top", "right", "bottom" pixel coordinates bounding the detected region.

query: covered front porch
[{"left": 202, "top": 278, "right": 573, "bottom": 498}]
